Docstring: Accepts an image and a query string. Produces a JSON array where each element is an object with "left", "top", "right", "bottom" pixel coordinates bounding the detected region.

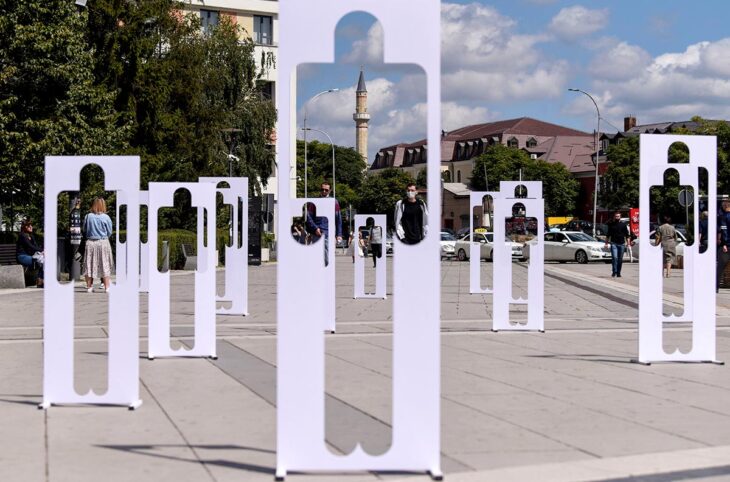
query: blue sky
[{"left": 296, "top": 1, "right": 730, "bottom": 163}]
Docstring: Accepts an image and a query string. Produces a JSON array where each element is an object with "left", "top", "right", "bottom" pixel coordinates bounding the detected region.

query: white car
[
  {"left": 629, "top": 230, "right": 686, "bottom": 261},
  {"left": 440, "top": 232, "right": 456, "bottom": 258},
  {"left": 524, "top": 231, "right": 611, "bottom": 264},
  {"left": 454, "top": 232, "right": 524, "bottom": 261}
]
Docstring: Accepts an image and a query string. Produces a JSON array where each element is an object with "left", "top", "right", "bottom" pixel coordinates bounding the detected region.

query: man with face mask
[{"left": 394, "top": 183, "right": 428, "bottom": 245}]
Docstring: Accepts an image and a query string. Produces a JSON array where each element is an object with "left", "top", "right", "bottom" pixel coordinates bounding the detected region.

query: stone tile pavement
[{"left": 2, "top": 255, "right": 730, "bottom": 481}]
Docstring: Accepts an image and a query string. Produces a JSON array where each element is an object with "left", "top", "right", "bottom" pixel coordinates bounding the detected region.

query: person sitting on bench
[{"left": 16, "top": 217, "right": 44, "bottom": 288}]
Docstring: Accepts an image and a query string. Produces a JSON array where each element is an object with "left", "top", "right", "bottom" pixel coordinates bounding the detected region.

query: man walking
[
  {"left": 717, "top": 200, "right": 730, "bottom": 291},
  {"left": 394, "top": 183, "right": 428, "bottom": 245},
  {"left": 605, "top": 211, "right": 630, "bottom": 277},
  {"left": 306, "top": 181, "right": 342, "bottom": 266}
]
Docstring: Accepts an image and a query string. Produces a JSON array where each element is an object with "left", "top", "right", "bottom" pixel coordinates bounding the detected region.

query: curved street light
[
  {"left": 303, "top": 89, "right": 339, "bottom": 198},
  {"left": 569, "top": 88, "right": 601, "bottom": 237},
  {"left": 302, "top": 127, "right": 336, "bottom": 199}
]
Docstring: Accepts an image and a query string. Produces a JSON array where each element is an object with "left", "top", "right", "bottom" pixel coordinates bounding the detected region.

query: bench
[
  {"left": 181, "top": 243, "right": 197, "bottom": 271},
  {"left": 0, "top": 244, "right": 26, "bottom": 288}
]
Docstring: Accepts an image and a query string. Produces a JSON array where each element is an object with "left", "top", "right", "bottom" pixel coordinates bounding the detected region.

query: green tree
[
  {"left": 470, "top": 144, "right": 579, "bottom": 216},
  {"left": 0, "top": 0, "right": 129, "bottom": 225},
  {"left": 87, "top": 2, "right": 277, "bottom": 195},
  {"left": 357, "top": 168, "right": 415, "bottom": 229},
  {"left": 295, "top": 140, "right": 367, "bottom": 199},
  {"left": 599, "top": 137, "right": 640, "bottom": 211}
]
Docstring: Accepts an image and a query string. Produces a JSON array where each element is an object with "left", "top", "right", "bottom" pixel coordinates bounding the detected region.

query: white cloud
[
  {"left": 589, "top": 42, "right": 651, "bottom": 81},
  {"left": 549, "top": 6, "right": 609, "bottom": 41},
  {"left": 588, "top": 39, "right": 730, "bottom": 124},
  {"left": 442, "top": 3, "right": 548, "bottom": 72},
  {"left": 441, "top": 102, "right": 497, "bottom": 131},
  {"left": 342, "top": 22, "right": 383, "bottom": 65},
  {"left": 443, "top": 62, "right": 570, "bottom": 102}
]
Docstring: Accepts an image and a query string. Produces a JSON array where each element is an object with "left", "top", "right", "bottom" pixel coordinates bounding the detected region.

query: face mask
[{"left": 407, "top": 191, "right": 416, "bottom": 199}]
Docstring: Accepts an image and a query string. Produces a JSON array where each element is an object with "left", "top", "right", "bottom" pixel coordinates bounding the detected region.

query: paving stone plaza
[{"left": 3, "top": 255, "right": 730, "bottom": 481}]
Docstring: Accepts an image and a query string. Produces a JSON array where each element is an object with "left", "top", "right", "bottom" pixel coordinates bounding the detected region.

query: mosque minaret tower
[{"left": 353, "top": 67, "right": 370, "bottom": 164}]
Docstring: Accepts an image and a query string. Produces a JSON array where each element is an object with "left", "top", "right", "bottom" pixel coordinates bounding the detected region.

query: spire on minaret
[
  {"left": 353, "top": 67, "right": 370, "bottom": 164},
  {"left": 356, "top": 66, "right": 367, "bottom": 93}
]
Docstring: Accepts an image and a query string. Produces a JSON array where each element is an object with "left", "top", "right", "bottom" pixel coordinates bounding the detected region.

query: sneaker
[
  {"left": 86, "top": 287, "right": 93, "bottom": 293},
  {"left": 617, "top": 274, "right": 622, "bottom": 278},
  {"left": 611, "top": 273, "right": 616, "bottom": 278}
]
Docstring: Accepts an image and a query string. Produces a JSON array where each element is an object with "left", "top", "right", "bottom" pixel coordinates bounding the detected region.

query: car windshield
[
  {"left": 441, "top": 233, "right": 456, "bottom": 241},
  {"left": 567, "top": 232, "right": 596, "bottom": 242}
]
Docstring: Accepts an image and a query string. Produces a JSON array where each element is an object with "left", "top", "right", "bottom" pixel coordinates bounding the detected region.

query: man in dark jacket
[
  {"left": 604, "top": 211, "right": 630, "bottom": 277},
  {"left": 717, "top": 200, "right": 730, "bottom": 291},
  {"left": 306, "top": 182, "right": 342, "bottom": 266},
  {"left": 394, "top": 183, "right": 428, "bottom": 245}
]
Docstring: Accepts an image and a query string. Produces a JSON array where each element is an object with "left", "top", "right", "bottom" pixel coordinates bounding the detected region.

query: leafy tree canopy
[
  {"left": 470, "top": 144, "right": 579, "bottom": 216},
  {"left": 0, "top": 0, "right": 129, "bottom": 224},
  {"left": 357, "top": 168, "right": 415, "bottom": 229}
]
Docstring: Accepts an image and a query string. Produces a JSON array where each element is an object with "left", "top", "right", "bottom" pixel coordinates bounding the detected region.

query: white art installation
[
  {"left": 41, "top": 156, "right": 142, "bottom": 409},
  {"left": 139, "top": 191, "right": 150, "bottom": 293},
  {"left": 115, "top": 192, "right": 129, "bottom": 285},
  {"left": 199, "top": 177, "right": 249, "bottom": 316},
  {"left": 147, "top": 182, "right": 217, "bottom": 359},
  {"left": 638, "top": 134, "right": 718, "bottom": 363},
  {"left": 353, "top": 214, "right": 387, "bottom": 299},
  {"left": 118, "top": 191, "right": 151, "bottom": 292},
  {"left": 469, "top": 191, "right": 498, "bottom": 294},
  {"left": 492, "top": 181, "right": 544, "bottom": 332},
  {"left": 275, "top": 0, "right": 442, "bottom": 479}
]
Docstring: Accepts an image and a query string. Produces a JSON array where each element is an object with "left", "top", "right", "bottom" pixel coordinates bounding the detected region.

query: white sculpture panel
[
  {"left": 199, "top": 177, "right": 249, "bottom": 316},
  {"left": 147, "top": 182, "right": 217, "bottom": 359},
  {"left": 638, "top": 134, "right": 718, "bottom": 363},
  {"left": 139, "top": 191, "right": 150, "bottom": 293},
  {"left": 492, "top": 182, "right": 544, "bottom": 332},
  {"left": 469, "top": 191, "right": 498, "bottom": 294},
  {"left": 42, "top": 156, "right": 142, "bottom": 409},
  {"left": 354, "top": 214, "right": 387, "bottom": 299},
  {"left": 275, "top": 0, "right": 442, "bottom": 479}
]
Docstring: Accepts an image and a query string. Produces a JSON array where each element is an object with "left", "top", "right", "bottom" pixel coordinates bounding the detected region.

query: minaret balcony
[{"left": 353, "top": 113, "right": 371, "bottom": 121}]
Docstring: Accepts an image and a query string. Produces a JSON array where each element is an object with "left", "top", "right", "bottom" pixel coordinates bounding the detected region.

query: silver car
[
  {"left": 524, "top": 231, "right": 611, "bottom": 264},
  {"left": 454, "top": 232, "right": 524, "bottom": 261}
]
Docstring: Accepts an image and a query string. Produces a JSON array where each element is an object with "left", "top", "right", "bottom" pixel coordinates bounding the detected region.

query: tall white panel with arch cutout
[
  {"left": 469, "top": 191, "right": 498, "bottom": 294},
  {"left": 199, "top": 177, "right": 249, "bottom": 315},
  {"left": 147, "top": 182, "right": 217, "bottom": 358},
  {"left": 41, "top": 156, "right": 141, "bottom": 409},
  {"left": 354, "top": 214, "right": 387, "bottom": 299},
  {"left": 638, "top": 134, "right": 717, "bottom": 363},
  {"left": 139, "top": 191, "right": 150, "bottom": 292},
  {"left": 492, "top": 181, "right": 544, "bottom": 331},
  {"left": 276, "top": 0, "right": 441, "bottom": 479}
]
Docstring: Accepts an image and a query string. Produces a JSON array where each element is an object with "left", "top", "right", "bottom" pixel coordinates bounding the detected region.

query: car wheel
[
  {"left": 575, "top": 250, "right": 588, "bottom": 264},
  {"left": 489, "top": 251, "right": 494, "bottom": 262},
  {"left": 457, "top": 249, "right": 467, "bottom": 261}
]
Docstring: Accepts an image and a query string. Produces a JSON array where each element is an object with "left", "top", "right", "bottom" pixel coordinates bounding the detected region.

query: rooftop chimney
[{"left": 624, "top": 115, "right": 637, "bottom": 132}]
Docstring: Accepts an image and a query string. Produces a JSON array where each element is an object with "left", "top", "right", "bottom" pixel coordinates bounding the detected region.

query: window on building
[
  {"left": 257, "top": 81, "right": 274, "bottom": 100},
  {"left": 254, "top": 15, "right": 273, "bottom": 45},
  {"left": 526, "top": 137, "right": 537, "bottom": 148},
  {"left": 507, "top": 137, "right": 519, "bottom": 148},
  {"left": 201, "top": 9, "right": 219, "bottom": 35}
]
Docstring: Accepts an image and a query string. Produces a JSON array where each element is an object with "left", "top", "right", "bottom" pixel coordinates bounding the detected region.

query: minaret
[{"left": 353, "top": 67, "right": 370, "bottom": 164}]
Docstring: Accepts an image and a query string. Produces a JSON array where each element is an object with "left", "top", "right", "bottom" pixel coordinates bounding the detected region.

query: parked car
[
  {"left": 629, "top": 230, "right": 686, "bottom": 261},
  {"left": 524, "top": 231, "right": 611, "bottom": 264},
  {"left": 454, "top": 232, "right": 524, "bottom": 261},
  {"left": 456, "top": 226, "right": 472, "bottom": 238},
  {"left": 385, "top": 233, "right": 394, "bottom": 254},
  {"left": 440, "top": 231, "right": 456, "bottom": 258}
]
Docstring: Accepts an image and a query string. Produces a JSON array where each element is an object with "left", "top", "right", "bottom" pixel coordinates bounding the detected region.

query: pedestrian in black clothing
[
  {"left": 605, "top": 211, "right": 631, "bottom": 277},
  {"left": 394, "top": 183, "right": 428, "bottom": 245},
  {"left": 16, "top": 217, "right": 44, "bottom": 287},
  {"left": 717, "top": 201, "right": 730, "bottom": 291}
]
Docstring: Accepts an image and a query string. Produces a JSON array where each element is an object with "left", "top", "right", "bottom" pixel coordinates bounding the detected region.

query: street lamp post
[
  {"left": 303, "top": 127, "right": 336, "bottom": 198},
  {"left": 303, "top": 89, "right": 339, "bottom": 198},
  {"left": 222, "top": 128, "right": 242, "bottom": 177},
  {"left": 568, "top": 88, "right": 601, "bottom": 237}
]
